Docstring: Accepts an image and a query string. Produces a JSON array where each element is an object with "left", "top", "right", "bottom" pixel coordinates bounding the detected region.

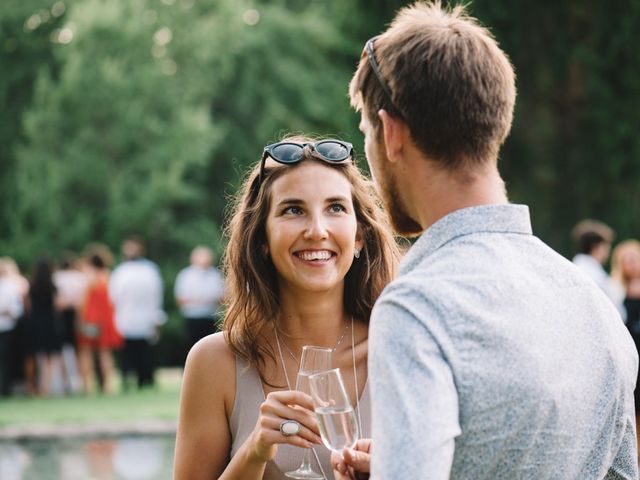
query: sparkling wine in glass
[
  {"left": 285, "top": 345, "right": 332, "bottom": 480},
  {"left": 308, "top": 368, "right": 359, "bottom": 453}
]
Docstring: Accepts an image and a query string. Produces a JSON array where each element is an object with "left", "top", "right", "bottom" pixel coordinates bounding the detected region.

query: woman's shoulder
[
  {"left": 183, "top": 332, "right": 236, "bottom": 412},
  {"left": 187, "top": 331, "right": 235, "bottom": 371}
]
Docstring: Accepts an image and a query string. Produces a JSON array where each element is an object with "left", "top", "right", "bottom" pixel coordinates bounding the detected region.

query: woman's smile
[
  {"left": 293, "top": 249, "right": 335, "bottom": 264},
  {"left": 265, "top": 162, "right": 363, "bottom": 293}
]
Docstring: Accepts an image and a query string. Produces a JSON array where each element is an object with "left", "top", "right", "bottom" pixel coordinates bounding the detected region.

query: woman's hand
[
  {"left": 247, "top": 390, "right": 323, "bottom": 463},
  {"left": 331, "top": 439, "right": 372, "bottom": 480}
]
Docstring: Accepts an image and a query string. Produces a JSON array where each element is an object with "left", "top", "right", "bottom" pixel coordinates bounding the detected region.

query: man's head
[
  {"left": 349, "top": 2, "right": 516, "bottom": 234},
  {"left": 572, "top": 220, "right": 615, "bottom": 265},
  {"left": 191, "top": 246, "right": 214, "bottom": 269},
  {"left": 122, "top": 235, "right": 145, "bottom": 260}
]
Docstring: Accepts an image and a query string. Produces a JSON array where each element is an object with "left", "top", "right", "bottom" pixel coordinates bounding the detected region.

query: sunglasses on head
[
  {"left": 259, "top": 140, "right": 354, "bottom": 183},
  {"left": 364, "top": 36, "right": 402, "bottom": 117}
]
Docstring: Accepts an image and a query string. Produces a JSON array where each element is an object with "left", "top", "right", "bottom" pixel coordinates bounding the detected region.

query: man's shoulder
[{"left": 176, "top": 265, "right": 194, "bottom": 278}]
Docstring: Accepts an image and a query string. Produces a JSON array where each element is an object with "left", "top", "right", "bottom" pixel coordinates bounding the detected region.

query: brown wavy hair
[
  {"left": 222, "top": 135, "right": 400, "bottom": 374},
  {"left": 349, "top": 1, "right": 516, "bottom": 170}
]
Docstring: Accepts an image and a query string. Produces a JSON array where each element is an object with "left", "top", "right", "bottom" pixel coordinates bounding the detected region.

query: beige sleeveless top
[{"left": 229, "top": 355, "right": 371, "bottom": 480}]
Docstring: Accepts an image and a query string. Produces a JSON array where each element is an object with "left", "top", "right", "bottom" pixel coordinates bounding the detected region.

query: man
[
  {"left": 571, "top": 219, "right": 626, "bottom": 321},
  {"left": 174, "top": 245, "right": 225, "bottom": 352},
  {"left": 337, "top": 2, "right": 638, "bottom": 479},
  {"left": 109, "top": 236, "right": 165, "bottom": 390}
]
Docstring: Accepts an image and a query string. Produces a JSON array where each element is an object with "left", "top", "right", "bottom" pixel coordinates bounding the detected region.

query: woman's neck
[{"left": 276, "top": 287, "right": 348, "bottom": 352}]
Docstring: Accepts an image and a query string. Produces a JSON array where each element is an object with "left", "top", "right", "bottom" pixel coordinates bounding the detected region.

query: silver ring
[{"left": 279, "top": 420, "right": 301, "bottom": 437}]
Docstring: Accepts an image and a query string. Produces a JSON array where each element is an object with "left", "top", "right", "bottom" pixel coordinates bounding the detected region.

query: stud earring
[{"left": 354, "top": 248, "right": 361, "bottom": 259}]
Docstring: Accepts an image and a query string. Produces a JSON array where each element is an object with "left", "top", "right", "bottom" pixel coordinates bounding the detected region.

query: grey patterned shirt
[{"left": 369, "top": 204, "right": 638, "bottom": 479}]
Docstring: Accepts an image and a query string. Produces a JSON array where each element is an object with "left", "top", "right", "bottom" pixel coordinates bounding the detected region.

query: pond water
[{"left": 0, "top": 434, "right": 175, "bottom": 480}]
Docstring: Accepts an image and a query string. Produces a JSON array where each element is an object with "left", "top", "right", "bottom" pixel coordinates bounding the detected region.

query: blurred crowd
[
  {"left": 0, "top": 237, "right": 224, "bottom": 398},
  {"left": 1, "top": 222, "right": 637, "bottom": 401}
]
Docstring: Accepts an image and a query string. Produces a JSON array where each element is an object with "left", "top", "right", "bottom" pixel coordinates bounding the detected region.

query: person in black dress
[{"left": 24, "top": 258, "right": 63, "bottom": 396}]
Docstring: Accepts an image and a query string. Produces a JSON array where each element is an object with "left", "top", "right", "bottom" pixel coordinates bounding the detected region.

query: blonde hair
[{"left": 611, "top": 239, "right": 640, "bottom": 291}]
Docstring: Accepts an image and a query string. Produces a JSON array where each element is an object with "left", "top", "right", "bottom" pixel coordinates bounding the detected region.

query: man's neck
[{"left": 405, "top": 157, "right": 508, "bottom": 231}]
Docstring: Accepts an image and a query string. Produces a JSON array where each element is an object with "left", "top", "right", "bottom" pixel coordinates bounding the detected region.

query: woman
[
  {"left": 78, "top": 251, "right": 123, "bottom": 394},
  {"left": 24, "top": 258, "right": 62, "bottom": 396},
  {"left": 174, "top": 136, "right": 399, "bottom": 479},
  {"left": 611, "top": 239, "right": 640, "bottom": 440}
]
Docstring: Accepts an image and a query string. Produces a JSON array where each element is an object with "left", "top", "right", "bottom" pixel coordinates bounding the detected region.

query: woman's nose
[{"left": 303, "top": 214, "right": 329, "bottom": 240}]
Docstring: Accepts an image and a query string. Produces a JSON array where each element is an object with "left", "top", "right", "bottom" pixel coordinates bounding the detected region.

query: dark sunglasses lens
[
  {"left": 271, "top": 144, "right": 303, "bottom": 163},
  {"left": 316, "top": 142, "right": 349, "bottom": 161}
]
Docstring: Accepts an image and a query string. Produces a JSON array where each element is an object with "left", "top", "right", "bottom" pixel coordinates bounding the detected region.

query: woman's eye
[
  {"left": 283, "top": 206, "right": 303, "bottom": 215},
  {"left": 329, "top": 203, "right": 346, "bottom": 213}
]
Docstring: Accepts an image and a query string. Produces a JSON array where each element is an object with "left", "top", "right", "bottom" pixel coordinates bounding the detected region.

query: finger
[
  {"left": 342, "top": 447, "right": 371, "bottom": 473},
  {"left": 354, "top": 438, "right": 372, "bottom": 454},
  {"left": 261, "top": 403, "right": 320, "bottom": 437},
  {"left": 331, "top": 459, "right": 353, "bottom": 480},
  {"left": 258, "top": 428, "right": 316, "bottom": 450},
  {"left": 332, "top": 467, "right": 355, "bottom": 480},
  {"left": 265, "top": 390, "right": 315, "bottom": 411},
  {"left": 263, "top": 416, "right": 322, "bottom": 445},
  {"left": 331, "top": 450, "right": 347, "bottom": 473}
]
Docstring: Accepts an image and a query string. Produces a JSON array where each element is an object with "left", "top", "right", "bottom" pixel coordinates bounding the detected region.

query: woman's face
[
  {"left": 265, "top": 162, "right": 363, "bottom": 296},
  {"left": 622, "top": 249, "right": 640, "bottom": 279}
]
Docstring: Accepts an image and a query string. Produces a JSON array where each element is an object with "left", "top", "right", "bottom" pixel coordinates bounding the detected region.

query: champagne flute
[
  {"left": 308, "top": 368, "right": 359, "bottom": 454},
  {"left": 285, "top": 345, "right": 332, "bottom": 479}
]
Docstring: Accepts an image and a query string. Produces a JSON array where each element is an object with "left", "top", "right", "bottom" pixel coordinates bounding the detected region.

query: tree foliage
[
  {"left": 472, "top": 0, "right": 640, "bottom": 253},
  {"left": 1, "top": 0, "right": 638, "bottom": 260}
]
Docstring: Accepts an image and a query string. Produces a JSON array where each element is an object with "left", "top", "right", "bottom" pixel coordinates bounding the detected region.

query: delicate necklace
[
  {"left": 277, "top": 321, "right": 350, "bottom": 367},
  {"left": 274, "top": 317, "right": 362, "bottom": 473}
]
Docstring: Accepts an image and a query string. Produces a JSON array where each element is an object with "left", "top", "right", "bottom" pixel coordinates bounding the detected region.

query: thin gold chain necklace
[
  {"left": 274, "top": 316, "right": 363, "bottom": 443},
  {"left": 277, "top": 320, "right": 350, "bottom": 367}
]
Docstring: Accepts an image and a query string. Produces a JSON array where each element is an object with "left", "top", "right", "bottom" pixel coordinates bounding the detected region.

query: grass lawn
[{"left": 0, "top": 368, "right": 183, "bottom": 428}]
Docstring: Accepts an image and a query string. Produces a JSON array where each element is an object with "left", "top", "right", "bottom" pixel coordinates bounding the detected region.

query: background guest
[
  {"left": 25, "top": 258, "right": 62, "bottom": 396},
  {"left": 78, "top": 251, "right": 122, "bottom": 394},
  {"left": 53, "top": 253, "right": 88, "bottom": 394},
  {"left": 174, "top": 245, "right": 225, "bottom": 354},
  {"left": 571, "top": 219, "right": 626, "bottom": 321},
  {"left": 0, "top": 261, "right": 23, "bottom": 396},
  {"left": 109, "top": 236, "right": 165, "bottom": 390}
]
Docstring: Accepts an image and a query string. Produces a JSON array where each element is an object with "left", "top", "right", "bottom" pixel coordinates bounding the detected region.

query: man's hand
[{"left": 331, "top": 439, "right": 371, "bottom": 480}]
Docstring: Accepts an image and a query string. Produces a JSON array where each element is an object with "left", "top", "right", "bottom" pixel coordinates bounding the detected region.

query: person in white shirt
[
  {"left": 53, "top": 255, "right": 88, "bottom": 393},
  {"left": 571, "top": 219, "right": 626, "bottom": 321},
  {"left": 109, "top": 236, "right": 165, "bottom": 390},
  {"left": 174, "top": 246, "right": 225, "bottom": 352},
  {"left": 0, "top": 263, "right": 23, "bottom": 396}
]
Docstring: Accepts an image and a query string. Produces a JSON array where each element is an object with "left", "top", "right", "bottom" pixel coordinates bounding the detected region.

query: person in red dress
[{"left": 78, "top": 252, "right": 123, "bottom": 394}]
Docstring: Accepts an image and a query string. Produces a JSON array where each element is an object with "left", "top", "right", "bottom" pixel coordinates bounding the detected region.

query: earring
[{"left": 354, "top": 248, "right": 361, "bottom": 259}]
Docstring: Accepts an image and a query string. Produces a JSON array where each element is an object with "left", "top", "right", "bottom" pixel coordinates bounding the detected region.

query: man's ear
[{"left": 378, "top": 109, "right": 409, "bottom": 164}]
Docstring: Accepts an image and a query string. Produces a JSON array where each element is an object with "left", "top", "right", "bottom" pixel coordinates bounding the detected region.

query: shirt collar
[{"left": 400, "top": 204, "right": 533, "bottom": 273}]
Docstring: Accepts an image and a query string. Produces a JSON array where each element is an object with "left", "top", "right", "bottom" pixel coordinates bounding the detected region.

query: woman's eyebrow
[
  {"left": 325, "top": 196, "right": 350, "bottom": 203},
  {"left": 275, "top": 198, "right": 304, "bottom": 207}
]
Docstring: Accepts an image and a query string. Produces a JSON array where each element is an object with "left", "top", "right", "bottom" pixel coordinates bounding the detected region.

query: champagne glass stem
[{"left": 299, "top": 450, "right": 314, "bottom": 471}]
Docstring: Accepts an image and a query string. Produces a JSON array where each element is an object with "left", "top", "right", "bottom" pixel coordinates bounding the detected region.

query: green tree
[
  {"left": 0, "top": 0, "right": 68, "bottom": 249},
  {"left": 7, "top": 0, "right": 217, "bottom": 265},
  {"left": 472, "top": 1, "right": 640, "bottom": 254}
]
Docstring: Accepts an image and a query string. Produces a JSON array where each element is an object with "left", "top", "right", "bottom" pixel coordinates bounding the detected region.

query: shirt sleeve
[
  {"left": 369, "top": 289, "right": 461, "bottom": 480},
  {"left": 605, "top": 417, "right": 639, "bottom": 480}
]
